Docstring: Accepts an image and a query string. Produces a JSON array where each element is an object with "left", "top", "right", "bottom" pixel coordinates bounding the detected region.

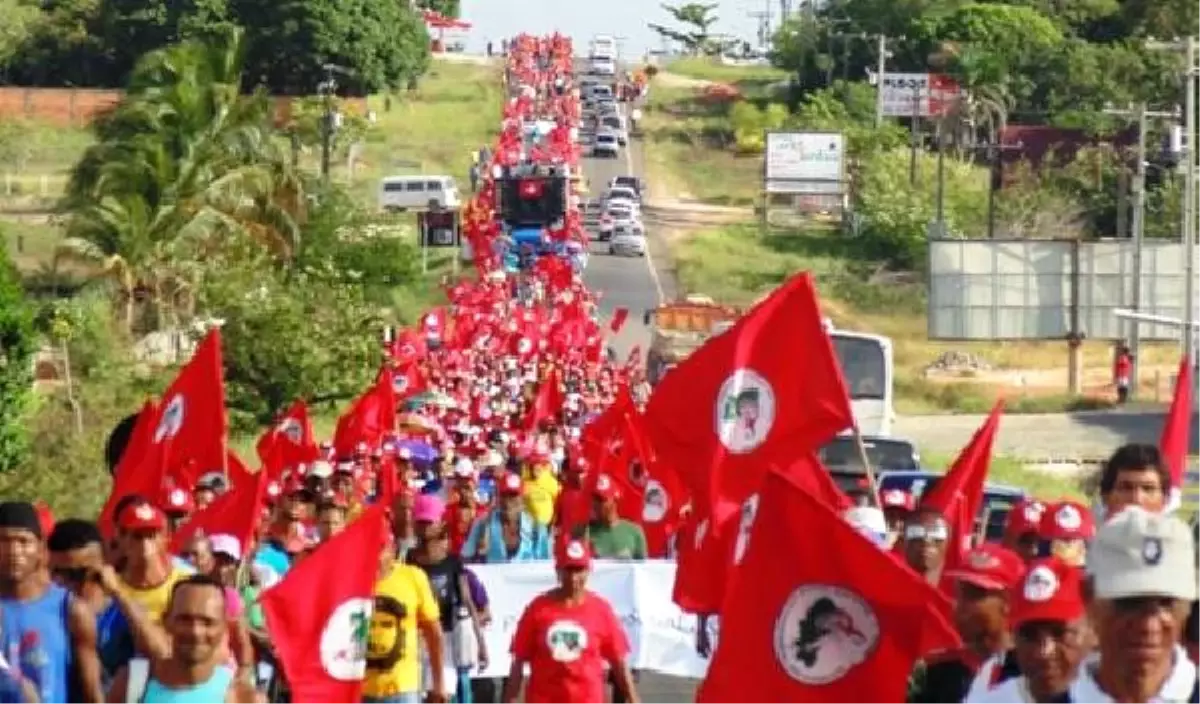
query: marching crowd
[{"left": 1, "top": 31, "right": 1198, "bottom": 704}]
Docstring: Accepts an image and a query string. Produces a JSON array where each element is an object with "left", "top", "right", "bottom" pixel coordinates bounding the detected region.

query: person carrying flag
[{"left": 502, "top": 539, "right": 639, "bottom": 703}]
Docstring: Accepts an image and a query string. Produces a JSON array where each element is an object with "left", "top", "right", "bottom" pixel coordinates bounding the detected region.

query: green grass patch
[
  {"left": 1, "top": 218, "right": 64, "bottom": 272},
  {"left": 318, "top": 61, "right": 502, "bottom": 209},
  {"left": 0, "top": 120, "right": 94, "bottom": 211},
  {"left": 922, "top": 453, "right": 1087, "bottom": 501},
  {"left": 666, "top": 57, "right": 790, "bottom": 85}
]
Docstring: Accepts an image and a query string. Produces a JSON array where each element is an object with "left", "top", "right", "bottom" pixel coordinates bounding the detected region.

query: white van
[{"left": 378, "top": 175, "right": 462, "bottom": 212}]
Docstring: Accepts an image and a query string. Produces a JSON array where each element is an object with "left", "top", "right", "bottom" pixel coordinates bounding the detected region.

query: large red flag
[
  {"left": 332, "top": 369, "right": 397, "bottom": 457},
  {"left": 644, "top": 272, "right": 853, "bottom": 524},
  {"left": 1159, "top": 356, "right": 1194, "bottom": 508},
  {"left": 98, "top": 399, "right": 161, "bottom": 538},
  {"left": 523, "top": 366, "right": 564, "bottom": 432},
  {"left": 261, "top": 506, "right": 389, "bottom": 703},
  {"left": 257, "top": 400, "right": 319, "bottom": 477},
  {"left": 170, "top": 469, "right": 266, "bottom": 554},
  {"left": 918, "top": 401, "right": 1003, "bottom": 570},
  {"left": 152, "top": 329, "right": 228, "bottom": 488},
  {"left": 697, "top": 469, "right": 960, "bottom": 703}
]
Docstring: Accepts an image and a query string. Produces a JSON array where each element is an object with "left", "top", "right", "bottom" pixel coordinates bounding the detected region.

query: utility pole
[
  {"left": 873, "top": 34, "right": 891, "bottom": 128},
  {"left": 318, "top": 64, "right": 339, "bottom": 186},
  {"left": 1147, "top": 36, "right": 1199, "bottom": 366},
  {"left": 747, "top": 11, "right": 770, "bottom": 52},
  {"left": 1104, "top": 101, "right": 1178, "bottom": 399},
  {"left": 909, "top": 83, "right": 922, "bottom": 185}
]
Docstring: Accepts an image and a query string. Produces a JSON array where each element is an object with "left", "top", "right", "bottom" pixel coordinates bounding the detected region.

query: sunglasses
[{"left": 51, "top": 566, "right": 94, "bottom": 585}]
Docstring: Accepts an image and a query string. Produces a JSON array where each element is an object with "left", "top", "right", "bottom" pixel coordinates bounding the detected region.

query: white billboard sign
[
  {"left": 764, "top": 131, "right": 845, "bottom": 195},
  {"left": 880, "top": 73, "right": 961, "bottom": 118}
]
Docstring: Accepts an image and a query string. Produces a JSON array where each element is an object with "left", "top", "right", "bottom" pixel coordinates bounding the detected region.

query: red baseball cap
[
  {"left": 1038, "top": 501, "right": 1095, "bottom": 542},
  {"left": 880, "top": 488, "right": 915, "bottom": 511},
  {"left": 498, "top": 472, "right": 524, "bottom": 496},
  {"left": 556, "top": 538, "right": 592, "bottom": 569},
  {"left": 160, "top": 486, "right": 194, "bottom": 516},
  {"left": 118, "top": 502, "right": 167, "bottom": 532},
  {"left": 1010, "top": 558, "right": 1086, "bottom": 627},
  {"left": 945, "top": 543, "right": 1025, "bottom": 591},
  {"left": 1004, "top": 499, "right": 1048, "bottom": 540},
  {"left": 592, "top": 473, "right": 619, "bottom": 501}
]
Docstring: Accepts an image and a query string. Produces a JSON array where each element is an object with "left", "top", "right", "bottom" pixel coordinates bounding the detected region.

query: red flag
[
  {"left": 225, "top": 450, "right": 255, "bottom": 490},
  {"left": 1159, "top": 356, "right": 1194, "bottom": 503},
  {"left": 257, "top": 400, "right": 319, "bottom": 476},
  {"left": 170, "top": 469, "right": 266, "bottom": 554},
  {"left": 609, "top": 307, "right": 629, "bottom": 333},
  {"left": 333, "top": 369, "right": 398, "bottom": 457},
  {"left": 518, "top": 178, "right": 545, "bottom": 199},
  {"left": 388, "top": 328, "right": 427, "bottom": 366},
  {"left": 152, "top": 329, "right": 228, "bottom": 488},
  {"left": 644, "top": 272, "right": 853, "bottom": 524},
  {"left": 697, "top": 469, "right": 960, "bottom": 703},
  {"left": 391, "top": 363, "right": 428, "bottom": 400},
  {"left": 919, "top": 402, "right": 1003, "bottom": 570},
  {"left": 261, "top": 506, "right": 388, "bottom": 703},
  {"left": 98, "top": 399, "right": 161, "bottom": 539},
  {"left": 523, "top": 366, "right": 564, "bottom": 432}
]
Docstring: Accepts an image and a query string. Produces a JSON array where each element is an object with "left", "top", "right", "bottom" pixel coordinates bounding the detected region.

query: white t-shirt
[
  {"left": 964, "top": 653, "right": 1005, "bottom": 702},
  {"left": 967, "top": 676, "right": 1034, "bottom": 703},
  {"left": 1069, "top": 646, "right": 1196, "bottom": 703}
]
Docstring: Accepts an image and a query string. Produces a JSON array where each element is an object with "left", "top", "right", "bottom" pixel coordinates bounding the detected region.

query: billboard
[
  {"left": 879, "top": 73, "right": 960, "bottom": 118},
  {"left": 928, "top": 239, "right": 1188, "bottom": 341},
  {"left": 764, "top": 131, "right": 845, "bottom": 195}
]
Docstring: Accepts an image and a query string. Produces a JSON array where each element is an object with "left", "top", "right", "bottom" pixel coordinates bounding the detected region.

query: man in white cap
[{"left": 1073, "top": 506, "right": 1197, "bottom": 702}]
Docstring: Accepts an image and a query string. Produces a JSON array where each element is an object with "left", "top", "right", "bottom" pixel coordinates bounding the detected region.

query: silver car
[
  {"left": 609, "top": 223, "right": 647, "bottom": 256},
  {"left": 592, "top": 133, "right": 619, "bottom": 158}
]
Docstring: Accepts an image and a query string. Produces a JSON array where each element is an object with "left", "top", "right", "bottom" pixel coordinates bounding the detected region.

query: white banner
[{"left": 467, "top": 560, "right": 711, "bottom": 680}]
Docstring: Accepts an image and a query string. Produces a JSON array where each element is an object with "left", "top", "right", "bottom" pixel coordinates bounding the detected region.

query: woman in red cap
[{"left": 502, "top": 539, "right": 639, "bottom": 703}]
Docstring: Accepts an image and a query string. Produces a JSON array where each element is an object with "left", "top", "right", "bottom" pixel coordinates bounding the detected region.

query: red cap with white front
[{"left": 556, "top": 538, "right": 593, "bottom": 569}]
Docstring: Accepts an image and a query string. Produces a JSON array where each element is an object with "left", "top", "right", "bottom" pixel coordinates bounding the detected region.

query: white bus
[{"left": 827, "top": 324, "right": 895, "bottom": 437}]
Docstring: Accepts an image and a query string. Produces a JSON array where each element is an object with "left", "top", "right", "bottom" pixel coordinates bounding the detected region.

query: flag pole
[{"left": 850, "top": 425, "right": 881, "bottom": 506}]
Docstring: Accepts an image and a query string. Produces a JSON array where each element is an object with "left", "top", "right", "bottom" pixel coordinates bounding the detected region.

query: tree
[
  {"left": 231, "top": 0, "right": 431, "bottom": 95},
  {"left": 649, "top": 3, "right": 720, "bottom": 55},
  {"left": 418, "top": 0, "right": 459, "bottom": 18},
  {"left": 0, "top": 227, "right": 36, "bottom": 473},
  {"left": 5, "top": 0, "right": 113, "bottom": 87},
  {"left": 59, "top": 27, "right": 307, "bottom": 330},
  {"left": 92, "top": 0, "right": 236, "bottom": 86}
]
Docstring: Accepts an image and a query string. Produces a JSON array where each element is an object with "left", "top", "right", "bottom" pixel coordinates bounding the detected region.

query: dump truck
[{"left": 643, "top": 295, "right": 741, "bottom": 386}]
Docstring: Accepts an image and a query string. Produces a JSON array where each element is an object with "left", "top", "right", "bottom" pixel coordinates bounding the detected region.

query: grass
[
  {"left": 1, "top": 218, "right": 64, "bottom": 271},
  {"left": 922, "top": 452, "right": 1088, "bottom": 500},
  {"left": 665, "top": 57, "right": 791, "bottom": 84},
  {"left": 0, "top": 121, "right": 93, "bottom": 212},
  {"left": 640, "top": 85, "right": 764, "bottom": 207},
  {"left": 672, "top": 223, "right": 1181, "bottom": 413},
  {"left": 321, "top": 61, "right": 503, "bottom": 208}
]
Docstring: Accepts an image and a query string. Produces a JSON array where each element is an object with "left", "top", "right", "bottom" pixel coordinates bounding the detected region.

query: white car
[
  {"left": 591, "top": 133, "right": 619, "bottom": 158},
  {"left": 604, "top": 185, "right": 639, "bottom": 204},
  {"left": 598, "top": 203, "right": 638, "bottom": 240},
  {"left": 590, "top": 57, "right": 617, "bottom": 76},
  {"left": 610, "top": 224, "right": 647, "bottom": 256}
]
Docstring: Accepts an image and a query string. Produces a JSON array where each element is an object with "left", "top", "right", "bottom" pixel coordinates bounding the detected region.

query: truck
[{"left": 643, "top": 295, "right": 896, "bottom": 436}]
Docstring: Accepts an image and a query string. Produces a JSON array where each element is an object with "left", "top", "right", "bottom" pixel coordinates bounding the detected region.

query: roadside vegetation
[
  {"left": 640, "top": 0, "right": 1192, "bottom": 414},
  {"left": 0, "top": 20, "right": 498, "bottom": 513}
]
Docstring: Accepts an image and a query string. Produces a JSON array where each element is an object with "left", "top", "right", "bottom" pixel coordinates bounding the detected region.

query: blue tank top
[
  {"left": 141, "top": 665, "right": 233, "bottom": 703},
  {"left": 0, "top": 583, "right": 73, "bottom": 704}
]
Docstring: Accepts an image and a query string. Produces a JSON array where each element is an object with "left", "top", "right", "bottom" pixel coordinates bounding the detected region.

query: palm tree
[{"left": 58, "top": 27, "right": 307, "bottom": 330}]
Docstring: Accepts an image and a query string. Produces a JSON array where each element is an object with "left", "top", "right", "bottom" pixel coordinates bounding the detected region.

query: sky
[{"left": 457, "top": 0, "right": 786, "bottom": 59}]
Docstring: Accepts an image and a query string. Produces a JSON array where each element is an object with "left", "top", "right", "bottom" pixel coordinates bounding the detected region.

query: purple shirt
[{"left": 464, "top": 568, "right": 488, "bottom": 609}]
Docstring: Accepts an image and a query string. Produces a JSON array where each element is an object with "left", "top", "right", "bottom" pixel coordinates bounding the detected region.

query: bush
[{"left": 0, "top": 231, "right": 36, "bottom": 473}]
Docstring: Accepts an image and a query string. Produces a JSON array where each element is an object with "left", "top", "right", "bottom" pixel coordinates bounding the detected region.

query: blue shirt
[
  {"left": 0, "top": 583, "right": 73, "bottom": 703},
  {"left": 95, "top": 601, "right": 133, "bottom": 685},
  {"left": 255, "top": 544, "right": 290, "bottom": 580},
  {"left": 462, "top": 510, "right": 550, "bottom": 563}
]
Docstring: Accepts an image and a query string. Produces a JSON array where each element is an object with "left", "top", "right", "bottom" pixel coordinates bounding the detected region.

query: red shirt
[
  {"left": 511, "top": 591, "right": 630, "bottom": 703},
  {"left": 553, "top": 485, "right": 592, "bottom": 537}
]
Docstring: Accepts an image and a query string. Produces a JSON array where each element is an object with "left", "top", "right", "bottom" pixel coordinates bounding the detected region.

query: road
[
  {"left": 573, "top": 67, "right": 700, "bottom": 703},
  {"left": 896, "top": 408, "right": 1198, "bottom": 459}
]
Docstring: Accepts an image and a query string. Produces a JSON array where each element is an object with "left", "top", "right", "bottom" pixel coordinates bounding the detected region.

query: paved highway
[{"left": 572, "top": 66, "right": 700, "bottom": 703}]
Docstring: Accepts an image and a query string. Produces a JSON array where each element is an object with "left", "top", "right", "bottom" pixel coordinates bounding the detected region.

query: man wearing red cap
[
  {"left": 580, "top": 475, "right": 646, "bottom": 560},
  {"left": 1038, "top": 501, "right": 1094, "bottom": 569},
  {"left": 1002, "top": 499, "right": 1048, "bottom": 562},
  {"left": 966, "top": 559, "right": 1091, "bottom": 703},
  {"left": 502, "top": 539, "right": 639, "bottom": 703},
  {"left": 114, "top": 501, "right": 190, "bottom": 625},
  {"left": 909, "top": 543, "right": 1025, "bottom": 702}
]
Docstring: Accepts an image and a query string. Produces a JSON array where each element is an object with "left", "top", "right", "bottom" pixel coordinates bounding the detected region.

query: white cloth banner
[{"left": 468, "top": 560, "right": 711, "bottom": 680}]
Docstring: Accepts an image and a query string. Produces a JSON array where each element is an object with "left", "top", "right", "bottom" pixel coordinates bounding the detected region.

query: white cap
[
  {"left": 1090, "top": 506, "right": 1197, "bottom": 601},
  {"left": 310, "top": 461, "right": 333, "bottom": 478},
  {"left": 843, "top": 506, "right": 889, "bottom": 546},
  {"left": 453, "top": 457, "right": 475, "bottom": 477},
  {"left": 210, "top": 533, "right": 242, "bottom": 562}
]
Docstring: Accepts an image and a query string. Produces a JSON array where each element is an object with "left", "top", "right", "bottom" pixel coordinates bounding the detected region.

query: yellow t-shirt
[
  {"left": 117, "top": 566, "right": 187, "bottom": 622},
  {"left": 523, "top": 470, "right": 561, "bottom": 526},
  {"left": 363, "top": 563, "right": 440, "bottom": 698}
]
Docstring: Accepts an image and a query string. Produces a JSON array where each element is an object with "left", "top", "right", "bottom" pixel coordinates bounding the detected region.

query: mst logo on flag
[
  {"left": 277, "top": 417, "right": 304, "bottom": 444},
  {"left": 715, "top": 369, "right": 776, "bottom": 454},
  {"left": 320, "top": 598, "right": 374, "bottom": 681},
  {"left": 155, "top": 394, "right": 186, "bottom": 443},
  {"left": 642, "top": 480, "right": 669, "bottom": 522},
  {"left": 773, "top": 585, "right": 880, "bottom": 685}
]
